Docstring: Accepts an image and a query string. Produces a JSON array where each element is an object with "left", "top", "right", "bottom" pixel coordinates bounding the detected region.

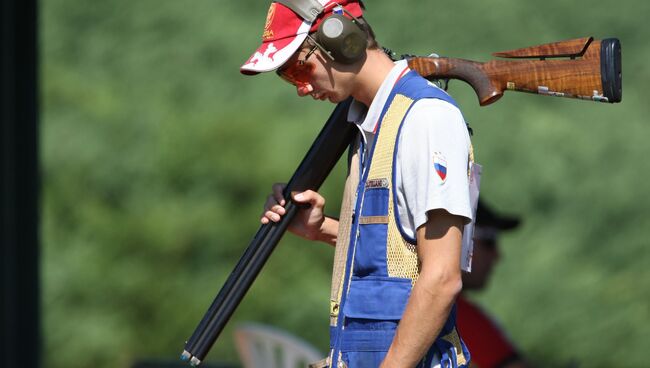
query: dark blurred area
[
  {"left": 132, "top": 360, "right": 236, "bottom": 368},
  {"left": 1, "top": 0, "right": 40, "bottom": 367}
]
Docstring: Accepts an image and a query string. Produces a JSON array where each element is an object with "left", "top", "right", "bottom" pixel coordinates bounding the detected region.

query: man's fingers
[
  {"left": 293, "top": 190, "right": 325, "bottom": 208},
  {"left": 260, "top": 209, "right": 282, "bottom": 224},
  {"left": 263, "top": 195, "right": 286, "bottom": 213},
  {"left": 272, "top": 183, "right": 286, "bottom": 206},
  {"left": 272, "top": 204, "right": 286, "bottom": 215},
  {"left": 260, "top": 186, "right": 324, "bottom": 226},
  {"left": 261, "top": 194, "right": 287, "bottom": 224},
  {"left": 264, "top": 210, "right": 281, "bottom": 222}
]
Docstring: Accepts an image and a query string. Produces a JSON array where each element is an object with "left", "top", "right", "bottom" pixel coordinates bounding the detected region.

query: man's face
[
  {"left": 462, "top": 234, "right": 501, "bottom": 291},
  {"left": 276, "top": 39, "right": 356, "bottom": 103}
]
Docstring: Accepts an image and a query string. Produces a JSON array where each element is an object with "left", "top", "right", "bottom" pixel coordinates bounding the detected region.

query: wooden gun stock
[{"left": 408, "top": 37, "right": 622, "bottom": 106}]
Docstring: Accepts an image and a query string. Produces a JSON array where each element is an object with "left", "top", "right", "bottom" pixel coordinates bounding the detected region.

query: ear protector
[
  {"left": 315, "top": 12, "right": 368, "bottom": 64},
  {"left": 277, "top": 0, "right": 368, "bottom": 64}
]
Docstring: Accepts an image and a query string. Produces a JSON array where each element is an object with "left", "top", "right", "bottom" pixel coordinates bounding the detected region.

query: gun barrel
[{"left": 181, "top": 99, "right": 356, "bottom": 366}]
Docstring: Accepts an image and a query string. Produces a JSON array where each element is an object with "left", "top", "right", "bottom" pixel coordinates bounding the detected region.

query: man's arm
[{"left": 381, "top": 209, "right": 464, "bottom": 368}]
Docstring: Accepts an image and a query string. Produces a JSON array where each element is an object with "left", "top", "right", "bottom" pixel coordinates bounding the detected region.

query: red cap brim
[{"left": 240, "top": 26, "right": 309, "bottom": 75}]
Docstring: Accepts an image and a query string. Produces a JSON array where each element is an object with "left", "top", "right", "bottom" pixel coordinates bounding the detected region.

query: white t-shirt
[{"left": 348, "top": 60, "right": 473, "bottom": 240}]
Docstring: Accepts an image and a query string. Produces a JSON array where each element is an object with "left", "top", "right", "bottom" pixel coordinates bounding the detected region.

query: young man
[
  {"left": 457, "top": 200, "right": 531, "bottom": 368},
  {"left": 242, "top": 1, "right": 475, "bottom": 366}
]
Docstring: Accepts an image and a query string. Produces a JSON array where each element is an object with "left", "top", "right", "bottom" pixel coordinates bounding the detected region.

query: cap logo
[
  {"left": 433, "top": 152, "right": 447, "bottom": 183},
  {"left": 263, "top": 3, "right": 277, "bottom": 40}
]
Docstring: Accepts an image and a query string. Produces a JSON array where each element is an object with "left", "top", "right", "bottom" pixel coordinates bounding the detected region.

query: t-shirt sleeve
[{"left": 397, "top": 98, "right": 472, "bottom": 232}]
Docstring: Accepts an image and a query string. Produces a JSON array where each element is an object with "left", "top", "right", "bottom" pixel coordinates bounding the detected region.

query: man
[
  {"left": 457, "top": 200, "right": 531, "bottom": 368},
  {"left": 244, "top": 1, "right": 475, "bottom": 366}
]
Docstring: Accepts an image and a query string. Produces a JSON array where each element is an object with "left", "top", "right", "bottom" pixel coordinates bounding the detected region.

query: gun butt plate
[{"left": 601, "top": 38, "right": 622, "bottom": 103}]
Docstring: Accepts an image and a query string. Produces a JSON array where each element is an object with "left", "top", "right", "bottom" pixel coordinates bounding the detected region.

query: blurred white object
[{"left": 234, "top": 323, "right": 323, "bottom": 368}]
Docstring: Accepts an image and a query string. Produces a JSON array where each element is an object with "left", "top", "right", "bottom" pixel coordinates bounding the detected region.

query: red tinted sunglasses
[
  {"left": 276, "top": 35, "right": 333, "bottom": 86},
  {"left": 276, "top": 44, "right": 318, "bottom": 86}
]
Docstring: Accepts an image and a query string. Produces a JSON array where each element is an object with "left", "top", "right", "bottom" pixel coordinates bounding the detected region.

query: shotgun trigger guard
[
  {"left": 403, "top": 52, "right": 448, "bottom": 90},
  {"left": 441, "top": 79, "right": 450, "bottom": 91},
  {"left": 431, "top": 78, "right": 449, "bottom": 91},
  {"left": 427, "top": 77, "right": 448, "bottom": 90}
]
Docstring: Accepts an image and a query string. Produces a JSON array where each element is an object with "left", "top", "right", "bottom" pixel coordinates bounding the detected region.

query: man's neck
[{"left": 351, "top": 49, "right": 397, "bottom": 107}]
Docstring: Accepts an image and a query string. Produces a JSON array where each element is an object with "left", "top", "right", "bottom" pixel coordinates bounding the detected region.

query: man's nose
[{"left": 296, "top": 83, "right": 313, "bottom": 97}]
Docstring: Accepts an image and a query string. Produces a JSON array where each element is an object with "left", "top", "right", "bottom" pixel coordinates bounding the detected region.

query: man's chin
[{"left": 327, "top": 94, "right": 344, "bottom": 103}]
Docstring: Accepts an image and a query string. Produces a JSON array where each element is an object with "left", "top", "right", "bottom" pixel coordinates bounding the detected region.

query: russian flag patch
[{"left": 433, "top": 152, "right": 447, "bottom": 183}]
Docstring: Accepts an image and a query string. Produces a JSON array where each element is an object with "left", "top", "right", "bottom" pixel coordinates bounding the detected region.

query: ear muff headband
[
  {"left": 277, "top": 0, "right": 368, "bottom": 64},
  {"left": 275, "top": 0, "right": 323, "bottom": 22}
]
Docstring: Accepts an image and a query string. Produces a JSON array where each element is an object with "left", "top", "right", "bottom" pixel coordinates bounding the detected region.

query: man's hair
[{"left": 359, "top": 17, "right": 379, "bottom": 50}]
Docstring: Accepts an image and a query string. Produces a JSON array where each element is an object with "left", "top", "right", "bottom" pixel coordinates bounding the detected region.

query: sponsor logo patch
[
  {"left": 433, "top": 152, "right": 447, "bottom": 183},
  {"left": 365, "top": 178, "right": 389, "bottom": 189}
]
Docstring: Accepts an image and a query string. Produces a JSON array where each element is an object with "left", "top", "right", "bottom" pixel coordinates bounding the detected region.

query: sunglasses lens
[{"left": 277, "top": 62, "right": 314, "bottom": 86}]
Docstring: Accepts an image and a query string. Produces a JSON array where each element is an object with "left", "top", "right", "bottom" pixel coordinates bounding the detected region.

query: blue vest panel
[{"left": 329, "top": 71, "right": 470, "bottom": 367}]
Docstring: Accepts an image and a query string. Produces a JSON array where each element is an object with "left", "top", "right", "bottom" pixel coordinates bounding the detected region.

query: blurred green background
[{"left": 41, "top": 0, "right": 649, "bottom": 367}]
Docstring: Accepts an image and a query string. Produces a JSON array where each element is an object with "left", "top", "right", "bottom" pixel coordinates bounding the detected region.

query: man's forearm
[
  {"left": 381, "top": 269, "right": 462, "bottom": 367},
  {"left": 381, "top": 210, "right": 464, "bottom": 367},
  {"left": 315, "top": 215, "right": 339, "bottom": 246}
]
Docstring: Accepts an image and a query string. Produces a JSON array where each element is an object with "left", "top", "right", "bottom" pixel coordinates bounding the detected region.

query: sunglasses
[
  {"left": 276, "top": 44, "right": 318, "bottom": 86},
  {"left": 276, "top": 35, "right": 334, "bottom": 86}
]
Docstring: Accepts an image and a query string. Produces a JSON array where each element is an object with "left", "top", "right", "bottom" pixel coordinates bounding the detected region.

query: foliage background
[{"left": 41, "top": 0, "right": 649, "bottom": 367}]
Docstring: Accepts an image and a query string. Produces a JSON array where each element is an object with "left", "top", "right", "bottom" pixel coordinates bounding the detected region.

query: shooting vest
[{"left": 328, "top": 71, "right": 470, "bottom": 368}]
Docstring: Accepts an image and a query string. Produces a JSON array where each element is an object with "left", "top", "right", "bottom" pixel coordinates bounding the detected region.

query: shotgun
[{"left": 180, "top": 36, "right": 621, "bottom": 366}]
